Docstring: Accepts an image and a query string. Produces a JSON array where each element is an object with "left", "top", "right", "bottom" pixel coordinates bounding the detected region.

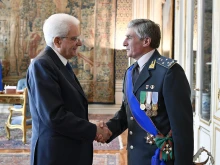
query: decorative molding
[
  {"left": 176, "top": 0, "right": 180, "bottom": 10},
  {"left": 214, "top": 110, "right": 220, "bottom": 121},
  {"left": 213, "top": 125, "right": 220, "bottom": 165},
  {"left": 198, "top": 126, "right": 211, "bottom": 155},
  {"left": 218, "top": 89, "right": 220, "bottom": 111},
  {"left": 199, "top": 109, "right": 212, "bottom": 125},
  {"left": 200, "top": 117, "right": 212, "bottom": 126},
  {"left": 218, "top": 89, "right": 220, "bottom": 101}
]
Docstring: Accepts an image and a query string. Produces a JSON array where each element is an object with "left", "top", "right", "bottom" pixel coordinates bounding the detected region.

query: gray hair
[
  {"left": 127, "top": 19, "right": 161, "bottom": 48},
  {"left": 43, "top": 13, "right": 80, "bottom": 47}
]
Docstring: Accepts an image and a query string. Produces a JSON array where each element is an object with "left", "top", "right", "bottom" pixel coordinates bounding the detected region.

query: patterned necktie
[
  {"left": 132, "top": 62, "right": 139, "bottom": 85},
  {"left": 66, "top": 62, "right": 77, "bottom": 80},
  {"left": 66, "top": 62, "right": 83, "bottom": 88},
  {"left": 66, "top": 62, "right": 73, "bottom": 73}
]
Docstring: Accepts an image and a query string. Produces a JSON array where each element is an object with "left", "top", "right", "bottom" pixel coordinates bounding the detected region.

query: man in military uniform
[{"left": 97, "top": 19, "right": 194, "bottom": 165}]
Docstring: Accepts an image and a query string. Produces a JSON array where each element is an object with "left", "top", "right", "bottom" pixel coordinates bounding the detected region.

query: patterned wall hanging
[{"left": 0, "top": 0, "right": 116, "bottom": 103}]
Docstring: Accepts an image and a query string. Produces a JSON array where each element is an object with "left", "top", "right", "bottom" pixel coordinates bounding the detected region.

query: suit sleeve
[
  {"left": 163, "top": 64, "right": 194, "bottom": 165},
  {"left": 106, "top": 100, "right": 128, "bottom": 142},
  {"left": 27, "top": 59, "right": 97, "bottom": 143},
  {"left": 106, "top": 72, "right": 128, "bottom": 142}
]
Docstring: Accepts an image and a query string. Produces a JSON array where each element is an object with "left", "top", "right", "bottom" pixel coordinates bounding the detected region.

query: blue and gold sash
[{"left": 126, "top": 65, "right": 167, "bottom": 165}]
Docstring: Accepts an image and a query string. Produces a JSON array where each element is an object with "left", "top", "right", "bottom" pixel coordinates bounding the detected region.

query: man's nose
[
  {"left": 77, "top": 39, "right": 82, "bottom": 46},
  {"left": 123, "top": 40, "right": 127, "bottom": 47}
]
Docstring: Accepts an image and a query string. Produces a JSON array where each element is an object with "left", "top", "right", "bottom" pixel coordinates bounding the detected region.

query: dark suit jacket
[
  {"left": 106, "top": 50, "right": 194, "bottom": 165},
  {"left": 27, "top": 46, "right": 97, "bottom": 165}
]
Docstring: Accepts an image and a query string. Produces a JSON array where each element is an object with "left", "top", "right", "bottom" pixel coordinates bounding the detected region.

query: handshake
[{"left": 95, "top": 121, "right": 112, "bottom": 143}]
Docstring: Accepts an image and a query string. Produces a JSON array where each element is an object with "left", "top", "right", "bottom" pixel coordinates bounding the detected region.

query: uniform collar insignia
[{"left": 149, "top": 60, "right": 156, "bottom": 69}]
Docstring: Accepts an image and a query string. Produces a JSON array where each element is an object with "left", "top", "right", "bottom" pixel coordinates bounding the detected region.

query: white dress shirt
[{"left": 137, "top": 49, "right": 155, "bottom": 73}]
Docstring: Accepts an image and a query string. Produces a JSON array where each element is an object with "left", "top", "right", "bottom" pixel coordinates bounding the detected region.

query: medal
[
  {"left": 145, "top": 133, "right": 155, "bottom": 145},
  {"left": 140, "top": 104, "right": 146, "bottom": 110},
  {"left": 152, "top": 92, "right": 158, "bottom": 112},
  {"left": 145, "top": 103, "right": 151, "bottom": 110},
  {"left": 163, "top": 143, "right": 172, "bottom": 154},
  {"left": 150, "top": 85, "right": 155, "bottom": 89},
  {"left": 145, "top": 91, "right": 152, "bottom": 110},
  {"left": 146, "top": 92, "right": 152, "bottom": 112},
  {"left": 152, "top": 110, "right": 157, "bottom": 116},
  {"left": 140, "top": 91, "right": 146, "bottom": 110},
  {"left": 152, "top": 104, "right": 158, "bottom": 111},
  {"left": 146, "top": 109, "right": 152, "bottom": 117}
]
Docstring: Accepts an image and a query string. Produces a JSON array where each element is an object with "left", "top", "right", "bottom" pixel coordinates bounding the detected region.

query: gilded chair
[
  {"left": 16, "top": 78, "right": 27, "bottom": 91},
  {"left": 13, "top": 78, "right": 27, "bottom": 108},
  {"left": 5, "top": 88, "right": 32, "bottom": 143}
]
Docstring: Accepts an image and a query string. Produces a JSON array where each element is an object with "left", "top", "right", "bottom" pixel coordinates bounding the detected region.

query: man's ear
[
  {"left": 143, "top": 37, "right": 151, "bottom": 47},
  {"left": 54, "top": 37, "right": 61, "bottom": 48}
]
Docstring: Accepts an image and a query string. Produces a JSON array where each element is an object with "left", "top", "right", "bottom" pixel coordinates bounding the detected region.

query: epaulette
[{"left": 156, "top": 56, "right": 177, "bottom": 69}]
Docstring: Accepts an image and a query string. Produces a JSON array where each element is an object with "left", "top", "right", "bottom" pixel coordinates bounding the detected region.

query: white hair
[{"left": 43, "top": 13, "right": 80, "bottom": 47}]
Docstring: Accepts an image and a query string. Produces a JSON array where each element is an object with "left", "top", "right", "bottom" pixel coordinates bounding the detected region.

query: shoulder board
[{"left": 156, "top": 56, "right": 177, "bottom": 69}]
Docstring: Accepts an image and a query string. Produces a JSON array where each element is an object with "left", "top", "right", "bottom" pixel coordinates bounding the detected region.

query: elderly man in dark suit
[
  {"left": 97, "top": 19, "right": 194, "bottom": 165},
  {"left": 27, "top": 13, "right": 111, "bottom": 165}
]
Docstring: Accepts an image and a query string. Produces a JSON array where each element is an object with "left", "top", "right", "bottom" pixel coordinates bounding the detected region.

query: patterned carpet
[
  {"left": 0, "top": 113, "right": 122, "bottom": 150},
  {"left": 0, "top": 153, "right": 120, "bottom": 165}
]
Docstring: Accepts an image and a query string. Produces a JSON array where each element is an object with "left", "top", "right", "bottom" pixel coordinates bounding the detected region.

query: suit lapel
[
  {"left": 46, "top": 47, "right": 86, "bottom": 99},
  {"left": 133, "top": 50, "right": 161, "bottom": 94},
  {"left": 61, "top": 64, "right": 86, "bottom": 99}
]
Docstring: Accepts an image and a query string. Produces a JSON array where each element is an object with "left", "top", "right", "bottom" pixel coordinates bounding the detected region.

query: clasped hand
[{"left": 95, "top": 121, "right": 112, "bottom": 143}]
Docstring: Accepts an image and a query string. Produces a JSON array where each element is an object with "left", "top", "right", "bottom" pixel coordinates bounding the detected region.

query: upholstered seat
[
  {"left": 5, "top": 88, "right": 32, "bottom": 143},
  {"left": 14, "top": 78, "right": 30, "bottom": 116},
  {"left": 17, "top": 78, "right": 27, "bottom": 90}
]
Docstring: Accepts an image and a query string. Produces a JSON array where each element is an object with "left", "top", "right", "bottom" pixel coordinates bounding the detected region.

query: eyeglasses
[{"left": 60, "top": 36, "right": 82, "bottom": 42}]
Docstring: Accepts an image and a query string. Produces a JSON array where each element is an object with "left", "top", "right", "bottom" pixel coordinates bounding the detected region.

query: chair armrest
[{"left": 9, "top": 107, "right": 23, "bottom": 112}]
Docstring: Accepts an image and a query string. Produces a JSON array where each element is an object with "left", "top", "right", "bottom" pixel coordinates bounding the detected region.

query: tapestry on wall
[{"left": 0, "top": 0, "right": 116, "bottom": 103}]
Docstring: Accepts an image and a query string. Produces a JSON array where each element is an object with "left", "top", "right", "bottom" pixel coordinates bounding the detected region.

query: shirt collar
[
  {"left": 51, "top": 47, "right": 68, "bottom": 66},
  {"left": 137, "top": 49, "right": 155, "bottom": 71}
]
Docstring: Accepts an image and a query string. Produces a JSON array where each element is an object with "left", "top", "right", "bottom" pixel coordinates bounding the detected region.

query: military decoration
[
  {"left": 152, "top": 110, "right": 158, "bottom": 116},
  {"left": 145, "top": 133, "right": 155, "bottom": 145},
  {"left": 155, "top": 131, "right": 173, "bottom": 161},
  {"left": 139, "top": 90, "right": 159, "bottom": 117},
  {"left": 149, "top": 60, "right": 156, "bottom": 69},
  {"left": 163, "top": 143, "right": 172, "bottom": 154},
  {"left": 150, "top": 85, "right": 155, "bottom": 89},
  {"left": 145, "top": 91, "right": 152, "bottom": 116},
  {"left": 145, "top": 103, "right": 151, "bottom": 111},
  {"left": 140, "top": 91, "right": 146, "bottom": 110},
  {"left": 146, "top": 109, "right": 152, "bottom": 117},
  {"left": 151, "top": 92, "right": 158, "bottom": 117},
  {"left": 152, "top": 104, "right": 158, "bottom": 111},
  {"left": 140, "top": 104, "right": 146, "bottom": 110}
]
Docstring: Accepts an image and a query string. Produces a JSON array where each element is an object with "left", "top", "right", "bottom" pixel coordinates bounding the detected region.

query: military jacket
[{"left": 106, "top": 50, "right": 194, "bottom": 165}]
